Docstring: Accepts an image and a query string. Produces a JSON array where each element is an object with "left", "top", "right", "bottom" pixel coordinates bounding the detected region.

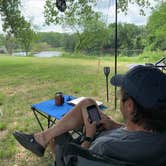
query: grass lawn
[{"left": 0, "top": 54, "right": 155, "bottom": 165}]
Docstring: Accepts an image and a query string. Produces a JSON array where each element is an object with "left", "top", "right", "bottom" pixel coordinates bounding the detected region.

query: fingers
[{"left": 100, "top": 114, "right": 110, "bottom": 121}]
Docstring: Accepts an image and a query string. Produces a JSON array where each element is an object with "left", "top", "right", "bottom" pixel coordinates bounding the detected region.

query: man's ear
[{"left": 125, "top": 98, "right": 135, "bottom": 114}]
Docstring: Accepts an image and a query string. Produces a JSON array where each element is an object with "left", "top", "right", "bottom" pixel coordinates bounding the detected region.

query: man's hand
[{"left": 99, "top": 112, "right": 123, "bottom": 130}]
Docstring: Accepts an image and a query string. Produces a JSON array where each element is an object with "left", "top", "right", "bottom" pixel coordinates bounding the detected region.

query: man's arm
[
  {"left": 81, "top": 112, "right": 124, "bottom": 149},
  {"left": 81, "top": 121, "right": 97, "bottom": 149}
]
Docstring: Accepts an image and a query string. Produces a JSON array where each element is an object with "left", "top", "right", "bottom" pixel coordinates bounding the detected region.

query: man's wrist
[
  {"left": 81, "top": 141, "right": 91, "bottom": 149},
  {"left": 81, "top": 135, "right": 94, "bottom": 144},
  {"left": 81, "top": 136, "right": 94, "bottom": 149},
  {"left": 83, "top": 136, "right": 93, "bottom": 143}
]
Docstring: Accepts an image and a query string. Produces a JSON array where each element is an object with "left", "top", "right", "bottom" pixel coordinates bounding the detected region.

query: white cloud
[
  {"left": 20, "top": 0, "right": 64, "bottom": 32},
  {"left": 0, "top": 0, "right": 64, "bottom": 33},
  {"left": 0, "top": 0, "right": 160, "bottom": 33},
  {"left": 0, "top": 18, "right": 3, "bottom": 33},
  {"left": 96, "top": 0, "right": 158, "bottom": 25}
]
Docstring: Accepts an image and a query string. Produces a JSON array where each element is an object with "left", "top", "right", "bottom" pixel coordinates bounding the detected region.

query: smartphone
[{"left": 87, "top": 105, "right": 101, "bottom": 123}]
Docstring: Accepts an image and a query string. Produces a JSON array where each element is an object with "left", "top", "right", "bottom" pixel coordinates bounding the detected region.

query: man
[{"left": 13, "top": 65, "right": 166, "bottom": 165}]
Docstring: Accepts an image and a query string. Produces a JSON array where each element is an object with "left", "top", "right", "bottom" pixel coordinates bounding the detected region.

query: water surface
[{"left": 13, "top": 51, "right": 62, "bottom": 57}]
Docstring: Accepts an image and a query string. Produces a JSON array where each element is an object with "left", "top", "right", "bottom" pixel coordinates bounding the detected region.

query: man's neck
[{"left": 125, "top": 121, "right": 148, "bottom": 132}]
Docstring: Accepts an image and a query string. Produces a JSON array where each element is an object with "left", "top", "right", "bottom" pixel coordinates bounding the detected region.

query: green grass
[{"left": 0, "top": 53, "right": 165, "bottom": 165}]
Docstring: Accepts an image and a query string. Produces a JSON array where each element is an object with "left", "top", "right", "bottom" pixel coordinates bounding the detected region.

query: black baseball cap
[{"left": 110, "top": 65, "right": 166, "bottom": 109}]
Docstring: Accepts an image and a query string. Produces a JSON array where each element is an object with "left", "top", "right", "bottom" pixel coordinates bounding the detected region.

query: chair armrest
[{"left": 63, "top": 143, "right": 134, "bottom": 166}]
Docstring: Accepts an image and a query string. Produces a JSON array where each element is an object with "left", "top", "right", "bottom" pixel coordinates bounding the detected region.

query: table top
[{"left": 31, "top": 95, "right": 107, "bottom": 120}]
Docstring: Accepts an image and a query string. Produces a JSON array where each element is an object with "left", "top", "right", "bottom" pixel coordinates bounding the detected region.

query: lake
[{"left": 13, "top": 51, "right": 62, "bottom": 57}]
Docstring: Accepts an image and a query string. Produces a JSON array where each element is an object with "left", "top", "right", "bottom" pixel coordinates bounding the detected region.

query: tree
[
  {"left": 0, "top": 0, "right": 36, "bottom": 55},
  {"left": 0, "top": 34, "right": 5, "bottom": 47},
  {"left": 44, "top": 0, "right": 152, "bottom": 19},
  {"left": 32, "top": 42, "right": 51, "bottom": 52},
  {"left": 63, "top": 33, "right": 77, "bottom": 52},
  {"left": 0, "top": 0, "right": 153, "bottom": 54},
  {"left": 45, "top": 0, "right": 102, "bottom": 52},
  {"left": 118, "top": 0, "right": 152, "bottom": 15},
  {"left": 4, "top": 32, "right": 16, "bottom": 55},
  {"left": 105, "top": 23, "right": 146, "bottom": 56},
  {"left": 118, "top": 23, "right": 146, "bottom": 55},
  {"left": 37, "top": 32, "right": 63, "bottom": 48},
  {"left": 146, "top": 2, "right": 166, "bottom": 51},
  {"left": 78, "top": 18, "right": 110, "bottom": 53},
  {"left": 17, "top": 26, "right": 37, "bottom": 56},
  {"left": 44, "top": 0, "right": 152, "bottom": 52}
]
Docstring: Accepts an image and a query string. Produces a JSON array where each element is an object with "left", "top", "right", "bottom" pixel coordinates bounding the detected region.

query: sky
[{"left": 0, "top": 0, "right": 159, "bottom": 33}]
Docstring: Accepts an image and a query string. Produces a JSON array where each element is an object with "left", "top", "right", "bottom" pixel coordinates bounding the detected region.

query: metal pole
[
  {"left": 104, "top": 67, "right": 110, "bottom": 102},
  {"left": 114, "top": 0, "right": 118, "bottom": 111},
  {"left": 106, "top": 76, "right": 109, "bottom": 102}
]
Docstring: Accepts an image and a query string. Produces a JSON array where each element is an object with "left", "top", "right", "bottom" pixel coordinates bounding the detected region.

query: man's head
[{"left": 111, "top": 65, "right": 166, "bottom": 132}]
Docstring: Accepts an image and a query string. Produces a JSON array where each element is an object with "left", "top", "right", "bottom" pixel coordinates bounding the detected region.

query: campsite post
[{"left": 104, "top": 67, "right": 110, "bottom": 102}]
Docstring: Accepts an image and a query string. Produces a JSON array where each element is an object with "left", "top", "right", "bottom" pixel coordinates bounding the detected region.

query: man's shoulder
[{"left": 96, "top": 127, "right": 166, "bottom": 144}]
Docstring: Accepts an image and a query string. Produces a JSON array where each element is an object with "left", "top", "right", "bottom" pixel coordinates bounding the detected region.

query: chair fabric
[
  {"left": 63, "top": 143, "right": 135, "bottom": 166},
  {"left": 54, "top": 133, "right": 134, "bottom": 166},
  {"left": 54, "top": 132, "right": 166, "bottom": 166}
]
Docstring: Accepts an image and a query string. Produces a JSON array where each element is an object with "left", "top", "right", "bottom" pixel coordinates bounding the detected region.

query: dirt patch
[
  {"left": 14, "top": 145, "right": 29, "bottom": 162},
  {"left": 0, "top": 130, "right": 8, "bottom": 140}
]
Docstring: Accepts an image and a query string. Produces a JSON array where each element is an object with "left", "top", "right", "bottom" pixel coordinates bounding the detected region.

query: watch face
[{"left": 84, "top": 136, "right": 93, "bottom": 142}]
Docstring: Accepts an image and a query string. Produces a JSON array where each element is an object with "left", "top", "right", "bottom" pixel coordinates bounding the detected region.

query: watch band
[{"left": 83, "top": 136, "right": 93, "bottom": 143}]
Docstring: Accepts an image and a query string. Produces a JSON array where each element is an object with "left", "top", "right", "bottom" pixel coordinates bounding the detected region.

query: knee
[{"left": 79, "top": 97, "right": 96, "bottom": 108}]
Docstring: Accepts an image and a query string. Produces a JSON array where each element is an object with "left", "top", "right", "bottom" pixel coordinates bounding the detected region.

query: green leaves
[
  {"left": 118, "top": 0, "right": 152, "bottom": 15},
  {"left": 0, "top": 0, "right": 154, "bottom": 54},
  {"left": 146, "top": 2, "right": 166, "bottom": 50},
  {"left": 0, "top": 0, "right": 36, "bottom": 55}
]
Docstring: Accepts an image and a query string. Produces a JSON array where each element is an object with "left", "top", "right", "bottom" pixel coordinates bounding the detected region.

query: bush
[
  {"left": 138, "top": 51, "right": 166, "bottom": 63},
  {"left": 31, "top": 42, "right": 51, "bottom": 52}
]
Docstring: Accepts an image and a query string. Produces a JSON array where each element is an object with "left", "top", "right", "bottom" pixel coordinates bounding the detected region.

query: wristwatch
[{"left": 83, "top": 136, "right": 93, "bottom": 143}]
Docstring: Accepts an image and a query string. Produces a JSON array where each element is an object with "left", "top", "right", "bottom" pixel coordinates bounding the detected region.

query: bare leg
[{"left": 35, "top": 98, "right": 98, "bottom": 148}]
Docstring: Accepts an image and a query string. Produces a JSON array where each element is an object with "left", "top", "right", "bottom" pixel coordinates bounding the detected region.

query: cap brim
[{"left": 110, "top": 74, "right": 124, "bottom": 87}]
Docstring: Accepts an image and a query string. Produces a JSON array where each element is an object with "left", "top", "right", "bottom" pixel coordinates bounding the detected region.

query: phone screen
[{"left": 87, "top": 105, "right": 101, "bottom": 123}]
